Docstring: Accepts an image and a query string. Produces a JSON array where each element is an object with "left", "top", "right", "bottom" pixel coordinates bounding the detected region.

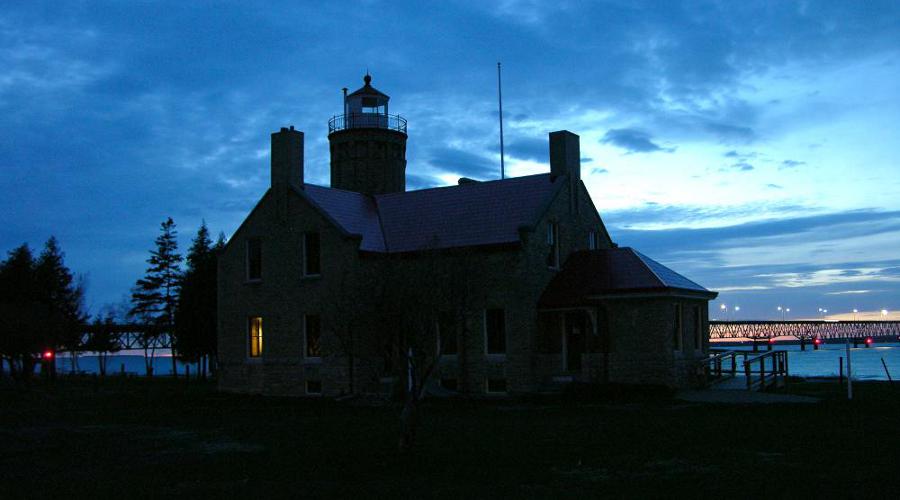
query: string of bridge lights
[{"left": 715, "top": 304, "right": 890, "bottom": 321}]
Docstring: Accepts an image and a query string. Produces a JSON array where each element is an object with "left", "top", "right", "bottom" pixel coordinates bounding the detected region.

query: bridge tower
[{"left": 328, "top": 74, "right": 408, "bottom": 195}]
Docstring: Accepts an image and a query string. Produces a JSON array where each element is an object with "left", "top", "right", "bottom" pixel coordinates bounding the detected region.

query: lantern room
[{"left": 329, "top": 74, "right": 407, "bottom": 134}]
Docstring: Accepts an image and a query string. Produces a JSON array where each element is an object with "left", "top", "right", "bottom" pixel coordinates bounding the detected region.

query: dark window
[
  {"left": 305, "top": 314, "right": 321, "bottom": 358},
  {"left": 246, "top": 239, "right": 261, "bottom": 281},
  {"left": 588, "top": 230, "right": 599, "bottom": 250},
  {"left": 547, "top": 222, "right": 560, "bottom": 268},
  {"left": 694, "top": 306, "right": 703, "bottom": 350},
  {"left": 438, "top": 312, "right": 458, "bottom": 356},
  {"left": 486, "top": 378, "right": 507, "bottom": 393},
  {"left": 248, "top": 317, "right": 263, "bottom": 357},
  {"left": 537, "top": 311, "right": 562, "bottom": 353},
  {"left": 485, "top": 308, "right": 506, "bottom": 355},
  {"left": 440, "top": 378, "right": 458, "bottom": 391},
  {"left": 673, "top": 304, "right": 683, "bottom": 351},
  {"left": 303, "top": 232, "right": 321, "bottom": 276},
  {"left": 306, "top": 380, "right": 322, "bottom": 394}
]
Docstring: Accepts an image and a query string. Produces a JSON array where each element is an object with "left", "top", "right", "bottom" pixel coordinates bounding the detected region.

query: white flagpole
[{"left": 498, "top": 62, "right": 505, "bottom": 180}]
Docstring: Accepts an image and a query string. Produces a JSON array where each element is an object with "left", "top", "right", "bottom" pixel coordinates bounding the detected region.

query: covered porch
[{"left": 535, "top": 248, "right": 718, "bottom": 388}]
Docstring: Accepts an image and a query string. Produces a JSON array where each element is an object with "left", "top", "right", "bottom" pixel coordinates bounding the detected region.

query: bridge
[
  {"left": 49, "top": 320, "right": 900, "bottom": 353},
  {"left": 710, "top": 320, "right": 900, "bottom": 342},
  {"left": 77, "top": 323, "right": 173, "bottom": 350}
]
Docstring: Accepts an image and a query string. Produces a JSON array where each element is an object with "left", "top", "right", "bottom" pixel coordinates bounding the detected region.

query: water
[
  {"left": 5, "top": 344, "right": 900, "bottom": 381},
  {"left": 3, "top": 352, "right": 204, "bottom": 377},
  {"left": 716, "top": 342, "right": 900, "bottom": 381}
]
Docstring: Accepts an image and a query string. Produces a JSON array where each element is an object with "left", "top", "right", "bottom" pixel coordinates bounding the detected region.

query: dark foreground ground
[{"left": 1, "top": 378, "right": 898, "bottom": 498}]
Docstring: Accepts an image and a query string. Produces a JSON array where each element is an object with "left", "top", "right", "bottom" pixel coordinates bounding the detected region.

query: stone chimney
[
  {"left": 549, "top": 130, "right": 580, "bottom": 182},
  {"left": 271, "top": 126, "right": 304, "bottom": 190}
]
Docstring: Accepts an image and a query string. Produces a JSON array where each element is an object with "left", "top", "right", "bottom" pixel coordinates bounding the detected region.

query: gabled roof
[
  {"left": 538, "top": 248, "right": 717, "bottom": 307},
  {"left": 303, "top": 173, "right": 564, "bottom": 253},
  {"left": 303, "top": 185, "right": 385, "bottom": 251}
]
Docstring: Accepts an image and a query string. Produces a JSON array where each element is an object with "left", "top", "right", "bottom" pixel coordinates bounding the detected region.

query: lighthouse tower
[{"left": 327, "top": 74, "right": 408, "bottom": 195}]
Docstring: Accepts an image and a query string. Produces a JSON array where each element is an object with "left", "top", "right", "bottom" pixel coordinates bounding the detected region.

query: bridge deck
[{"left": 710, "top": 320, "right": 900, "bottom": 340}]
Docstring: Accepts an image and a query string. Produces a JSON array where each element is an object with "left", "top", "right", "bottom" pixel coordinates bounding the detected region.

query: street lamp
[
  {"left": 776, "top": 306, "right": 791, "bottom": 321},
  {"left": 720, "top": 303, "right": 728, "bottom": 320},
  {"left": 882, "top": 309, "right": 889, "bottom": 318},
  {"left": 853, "top": 308, "right": 858, "bottom": 321},
  {"left": 734, "top": 306, "right": 740, "bottom": 319}
]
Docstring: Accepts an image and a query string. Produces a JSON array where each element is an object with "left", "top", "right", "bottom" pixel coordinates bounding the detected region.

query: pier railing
[
  {"left": 743, "top": 350, "right": 788, "bottom": 391},
  {"left": 701, "top": 350, "right": 739, "bottom": 381},
  {"left": 702, "top": 349, "right": 789, "bottom": 391}
]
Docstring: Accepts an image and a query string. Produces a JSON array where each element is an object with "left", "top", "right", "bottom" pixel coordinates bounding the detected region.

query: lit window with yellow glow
[{"left": 249, "top": 317, "right": 263, "bottom": 357}]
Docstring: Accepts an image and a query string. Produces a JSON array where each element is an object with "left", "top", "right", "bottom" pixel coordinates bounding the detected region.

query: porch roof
[{"left": 538, "top": 248, "right": 717, "bottom": 307}]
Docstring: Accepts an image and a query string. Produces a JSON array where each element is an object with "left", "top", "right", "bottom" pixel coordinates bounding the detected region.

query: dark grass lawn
[{"left": 1, "top": 378, "right": 898, "bottom": 498}]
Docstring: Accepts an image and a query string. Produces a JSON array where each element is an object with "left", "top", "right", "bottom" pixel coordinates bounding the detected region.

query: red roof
[
  {"left": 303, "top": 174, "right": 563, "bottom": 253},
  {"left": 538, "top": 248, "right": 717, "bottom": 307}
]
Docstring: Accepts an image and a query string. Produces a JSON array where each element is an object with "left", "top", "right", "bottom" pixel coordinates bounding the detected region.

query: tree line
[{"left": 0, "top": 218, "right": 224, "bottom": 380}]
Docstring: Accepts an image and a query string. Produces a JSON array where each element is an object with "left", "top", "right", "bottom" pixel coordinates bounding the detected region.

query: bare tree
[
  {"left": 364, "top": 244, "right": 485, "bottom": 452},
  {"left": 324, "top": 267, "right": 372, "bottom": 395}
]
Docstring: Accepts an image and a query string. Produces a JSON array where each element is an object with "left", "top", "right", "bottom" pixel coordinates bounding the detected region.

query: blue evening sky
[{"left": 2, "top": 1, "right": 898, "bottom": 319}]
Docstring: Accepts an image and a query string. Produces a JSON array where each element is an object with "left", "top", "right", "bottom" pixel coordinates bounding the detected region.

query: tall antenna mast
[{"left": 497, "top": 62, "right": 505, "bottom": 180}]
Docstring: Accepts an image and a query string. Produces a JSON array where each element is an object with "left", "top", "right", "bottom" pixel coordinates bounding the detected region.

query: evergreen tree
[
  {"left": 0, "top": 245, "right": 42, "bottom": 378},
  {"left": 0, "top": 240, "right": 84, "bottom": 379},
  {"left": 130, "top": 217, "right": 183, "bottom": 376},
  {"left": 174, "top": 223, "right": 222, "bottom": 378},
  {"left": 35, "top": 237, "right": 87, "bottom": 373},
  {"left": 131, "top": 218, "right": 182, "bottom": 325}
]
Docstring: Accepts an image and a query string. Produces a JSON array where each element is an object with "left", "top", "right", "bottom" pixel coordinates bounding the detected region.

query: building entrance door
[{"left": 564, "top": 311, "right": 586, "bottom": 372}]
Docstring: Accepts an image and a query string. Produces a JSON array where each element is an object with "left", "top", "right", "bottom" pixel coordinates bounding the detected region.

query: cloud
[
  {"left": 702, "top": 122, "right": 755, "bottom": 141},
  {"left": 425, "top": 146, "right": 499, "bottom": 180},
  {"left": 729, "top": 162, "right": 754, "bottom": 171},
  {"left": 826, "top": 290, "right": 873, "bottom": 295},
  {"left": 767, "top": 183, "right": 783, "bottom": 189},
  {"left": 754, "top": 267, "right": 900, "bottom": 288},
  {"left": 609, "top": 207, "right": 900, "bottom": 317},
  {"left": 723, "top": 150, "right": 758, "bottom": 160},
  {"left": 715, "top": 285, "right": 771, "bottom": 292},
  {"left": 406, "top": 173, "right": 443, "bottom": 191},
  {"left": 591, "top": 167, "right": 608, "bottom": 175},
  {"left": 780, "top": 159, "right": 806, "bottom": 169},
  {"left": 600, "top": 128, "right": 674, "bottom": 154},
  {"left": 2, "top": 0, "right": 899, "bottom": 314},
  {"left": 505, "top": 137, "right": 547, "bottom": 162}
]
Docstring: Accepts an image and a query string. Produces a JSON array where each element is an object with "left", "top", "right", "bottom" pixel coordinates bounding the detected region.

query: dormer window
[
  {"left": 246, "top": 239, "right": 262, "bottom": 281},
  {"left": 303, "top": 232, "right": 321, "bottom": 277},
  {"left": 547, "top": 222, "right": 560, "bottom": 269}
]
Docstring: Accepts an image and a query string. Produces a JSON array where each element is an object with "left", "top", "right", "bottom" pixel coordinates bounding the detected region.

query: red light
[
  {"left": 768, "top": 338, "right": 776, "bottom": 344},
  {"left": 42, "top": 351, "right": 54, "bottom": 359},
  {"left": 866, "top": 337, "right": 873, "bottom": 345},
  {"left": 814, "top": 338, "right": 822, "bottom": 345}
]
